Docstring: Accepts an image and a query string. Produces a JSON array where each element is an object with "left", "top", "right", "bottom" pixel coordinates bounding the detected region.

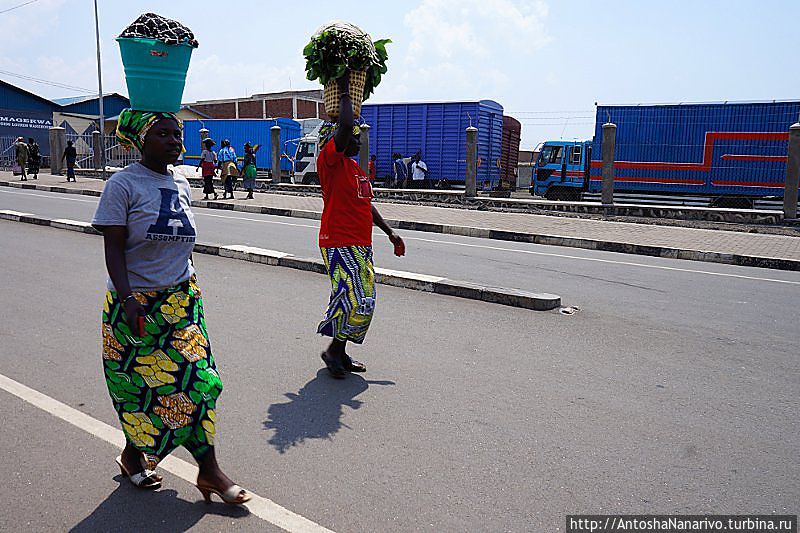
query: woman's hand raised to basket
[{"left": 334, "top": 72, "right": 354, "bottom": 152}]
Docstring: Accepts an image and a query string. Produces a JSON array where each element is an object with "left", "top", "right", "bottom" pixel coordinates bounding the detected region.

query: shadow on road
[
  {"left": 69, "top": 480, "right": 249, "bottom": 531},
  {"left": 264, "top": 368, "right": 395, "bottom": 453}
]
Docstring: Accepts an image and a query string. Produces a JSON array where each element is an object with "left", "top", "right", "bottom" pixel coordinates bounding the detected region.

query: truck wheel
[
  {"left": 712, "top": 196, "right": 753, "bottom": 209},
  {"left": 544, "top": 187, "right": 564, "bottom": 200}
]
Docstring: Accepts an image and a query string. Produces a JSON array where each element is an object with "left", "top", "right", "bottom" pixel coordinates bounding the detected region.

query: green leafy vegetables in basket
[{"left": 303, "top": 22, "right": 390, "bottom": 99}]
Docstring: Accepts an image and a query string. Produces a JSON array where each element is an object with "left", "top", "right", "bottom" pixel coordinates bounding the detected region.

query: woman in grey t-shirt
[{"left": 92, "top": 109, "right": 250, "bottom": 505}]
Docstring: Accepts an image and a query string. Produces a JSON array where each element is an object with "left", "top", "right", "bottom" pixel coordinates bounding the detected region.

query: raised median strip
[
  {"left": 2, "top": 180, "right": 799, "bottom": 272},
  {"left": 0, "top": 210, "right": 562, "bottom": 311}
]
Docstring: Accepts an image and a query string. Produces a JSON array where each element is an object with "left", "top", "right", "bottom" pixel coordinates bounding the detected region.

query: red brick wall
[
  {"left": 238, "top": 100, "right": 263, "bottom": 118},
  {"left": 265, "top": 98, "right": 293, "bottom": 118},
  {"left": 296, "top": 99, "right": 318, "bottom": 119},
  {"left": 192, "top": 102, "right": 236, "bottom": 119}
]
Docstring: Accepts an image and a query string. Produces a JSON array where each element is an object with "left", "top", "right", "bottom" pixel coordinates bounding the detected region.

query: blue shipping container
[
  {"left": 183, "top": 118, "right": 301, "bottom": 172},
  {"left": 360, "top": 100, "right": 504, "bottom": 185},
  {"left": 589, "top": 101, "right": 800, "bottom": 196}
]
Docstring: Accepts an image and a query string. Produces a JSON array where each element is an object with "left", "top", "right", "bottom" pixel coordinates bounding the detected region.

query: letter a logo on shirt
[{"left": 147, "top": 188, "right": 196, "bottom": 238}]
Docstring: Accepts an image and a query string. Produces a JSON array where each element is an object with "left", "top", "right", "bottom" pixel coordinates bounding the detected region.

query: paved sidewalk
[{"left": 2, "top": 171, "right": 800, "bottom": 270}]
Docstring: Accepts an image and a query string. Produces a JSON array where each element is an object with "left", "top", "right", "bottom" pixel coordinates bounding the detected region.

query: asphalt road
[
  {"left": 0, "top": 221, "right": 797, "bottom": 531},
  {"left": 2, "top": 187, "right": 800, "bottom": 351}
]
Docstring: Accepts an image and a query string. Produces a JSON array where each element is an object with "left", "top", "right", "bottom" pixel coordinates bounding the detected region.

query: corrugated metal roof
[
  {"left": 596, "top": 98, "right": 800, "bottom": 108},
  {"left": 0, "top": 79, "right": 59, "bottom": 111},
  {"left": 52, "top": 93, "right": 125, "bottom": 106}
]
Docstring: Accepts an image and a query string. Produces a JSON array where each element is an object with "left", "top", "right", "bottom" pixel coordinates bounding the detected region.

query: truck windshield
[
  {"left": 538, "top": 145, "right": 563, "bottom": 166},
  {"left": 298, "top": 142, "right": 315, "bottom": 158}
]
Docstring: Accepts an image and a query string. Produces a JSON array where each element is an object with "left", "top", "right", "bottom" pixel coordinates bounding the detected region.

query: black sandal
[{"left": 321, "top": 352, "right": 346, "bottom": 379}]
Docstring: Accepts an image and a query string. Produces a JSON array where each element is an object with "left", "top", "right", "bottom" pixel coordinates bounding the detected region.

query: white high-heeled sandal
[
  {"left": 196, "top": 483, "right": 252, "bottom": 505},
  {"left": 115, "top": 456, "right": 161, "bottom": 489}
]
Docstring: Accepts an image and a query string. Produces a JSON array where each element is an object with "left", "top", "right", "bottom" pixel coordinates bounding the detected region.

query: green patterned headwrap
[{"left": 116, "top": 108, "right": 182, "bottom": 152}]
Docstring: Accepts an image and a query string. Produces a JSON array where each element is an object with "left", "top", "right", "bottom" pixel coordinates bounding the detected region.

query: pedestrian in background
[
  {"left": 198, "top": 138, "right": 218, "bottom": 200},
  {"left": 316, "top": 73, "right": 406, "bottom": 379},
  {"left": 410, "top": 153, "right": 428, "bottom": 188},
  {"left": 368, "top": 153, "right": 376, "bottom": 183},
  {"left": 218, "top": 139, "right": 238, "bottom": 200},
  {"left": 392, "top": 152, "right": 408, "bottom": 188},
  {"left": 241, "top": 142, "right": 258, "bottom": 200},
  {"left": 14, "top": 137, "right": 28, "bottom": 181},
  {"left": 63, "top": 140, "right": 77, "bottom": 182},
  {"left": 27, "top": 137, "right": 41, "bottom": 180},
  {"left": 92, "top": 108, "right": 250, "bottom": 504}
]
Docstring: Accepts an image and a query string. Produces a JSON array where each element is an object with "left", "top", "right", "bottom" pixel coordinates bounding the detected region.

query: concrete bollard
[
  {"left": 601, "top": 122, "right": 617, "bottom": 209},
  {"left": 92, "top": 130, "right": 102, "bottom": 170},
  {"left": 783, "top": 123, "right": 800, "bottom": 220},
  {"left": 49, "top": 126, "right": 66, "bottom": 175},
  {"left": 465, "top": 126, "right": 478, "bottom": 198},
  {"left": 271, "top": 125, "right": 282, "bottom": 183},
  {"left": 359, "top": 123, "right": 371, "bottom": 176}
]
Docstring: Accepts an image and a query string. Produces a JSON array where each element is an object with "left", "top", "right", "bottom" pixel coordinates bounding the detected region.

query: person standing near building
[
  {"left": 368, "top": 154, "right": 376, "bottom": 183},
  {"left": 241, "top": 142, "right": 258, "bottom": 200},
  {"left": 63, "top": 140, "right": 77, "bottom": 182},
  {"left": 27, "top": 137, "right": 41, "bottom": 180},
  {"left": 410, "top": 153, "right": 428, "bottom": 189},
  {"left": 315, "top": 73, "right": 406, "bottom": 379},
  {"left": 198, "top": 138, "right": 218, "bottom": 200},
  {"left": 392, "top": 152, "right": 408, "bottom": 188},
  {"left": 217, "top": 139, "right": 238, "bottom": 200},
  {"left": 14, "top": 137, "right": 28, "bottom": 181}
]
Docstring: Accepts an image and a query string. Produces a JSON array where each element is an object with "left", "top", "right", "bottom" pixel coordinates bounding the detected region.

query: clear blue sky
[{"left": 0, "top": 0, "right": 796, "bottom": 148}]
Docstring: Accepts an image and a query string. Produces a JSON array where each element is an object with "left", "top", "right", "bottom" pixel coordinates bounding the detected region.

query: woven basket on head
[{"left": 324, "top": 70, "right": 366, "bottom": 120}]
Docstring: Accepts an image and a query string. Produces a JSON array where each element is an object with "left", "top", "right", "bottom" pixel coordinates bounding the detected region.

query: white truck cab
[{"left": 293, "top": 120, "right": 323, "bottom": 184}]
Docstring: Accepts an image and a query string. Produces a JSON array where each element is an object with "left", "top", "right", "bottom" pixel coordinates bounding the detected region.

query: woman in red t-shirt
[{"left": 317, "top": 74, "right": 405, "bottom": 379}]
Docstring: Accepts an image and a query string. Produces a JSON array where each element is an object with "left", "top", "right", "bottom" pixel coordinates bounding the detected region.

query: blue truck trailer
[
  {"left": 182, "top": 118, "right": 301, "bottom": 173},
  {"left": 359, "top": 100, "right": 505, "bottom": 186},
  {"left": 531, "top": 100, "right": 799, "bottom": 207},
  {"left": 293, "top": 100, "right": 510, "bottom": 186}
]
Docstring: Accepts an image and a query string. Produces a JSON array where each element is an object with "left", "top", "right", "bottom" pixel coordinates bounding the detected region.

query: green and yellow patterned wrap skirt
[
  {"left": 317, "top": 246, "right": 376, "bottom": 344},
  {"left": 101, "top": 276, "right": 221, "bottom": 469}
]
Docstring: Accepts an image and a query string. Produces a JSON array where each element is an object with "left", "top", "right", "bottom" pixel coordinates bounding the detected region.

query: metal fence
[
  {"left": 0, "top": 136, "right": 17, "bottom": 169},
  {"left": 0, "top": 136, "right": 51, "bottom": 171},
  {"left": 104, "top": 133, "right": 139, "bottom": 168},
  {"left": 65, "top": 131, "right": 94, "bottom": 169}
]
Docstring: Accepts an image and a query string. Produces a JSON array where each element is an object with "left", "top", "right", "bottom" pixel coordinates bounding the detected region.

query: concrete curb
[
  {"left": 0, "top": 210, "right": 561, "bottom": 311},
  {"left": 3, "top": 180, "right": 798, "bottom": 272},
  {"left": 192, "top": 201, "right": 800, "bottom": 272}
]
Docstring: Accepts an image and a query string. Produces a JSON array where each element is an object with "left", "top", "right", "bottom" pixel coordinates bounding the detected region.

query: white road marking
[
  {"left": 0, "top": 372, "right": 333, "bottom": 533},
  {"left": 406, "top": 236, "right": 800, "bottom": 286},
  {"left": 0, "top": 188, "right": 99, "bottom": 203},
  {"left": 197, "top": 211, "right": 318, "bottom": 229},
  {"left": 4, "top": 188, "right": 799, "bottom": 285}
]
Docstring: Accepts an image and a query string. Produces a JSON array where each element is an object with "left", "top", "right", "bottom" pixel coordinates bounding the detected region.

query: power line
[
  {"left": 0, "top": 68, "right": 92, "bottom": 93},
  {"left": 0, "top": 0, "right": 38, "bottom": 15},
  {"left": 508, "top": 110, "right": 594, "bottom": 114}
]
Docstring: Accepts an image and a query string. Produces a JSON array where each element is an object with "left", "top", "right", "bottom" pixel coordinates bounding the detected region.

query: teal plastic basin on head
[{"left": 117, "top": 37, "right": 194, "bottom": 112}]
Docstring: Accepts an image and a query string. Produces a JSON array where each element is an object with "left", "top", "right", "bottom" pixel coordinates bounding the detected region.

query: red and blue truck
[{"left": 531, "top": 100, "right": 799, "bottom": 207}]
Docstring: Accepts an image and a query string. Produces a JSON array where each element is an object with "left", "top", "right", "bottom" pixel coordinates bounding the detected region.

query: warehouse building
[
  {"left": 0, "top": 79, "right": 127, "bottom": 162},
  {"left": 184, "top": 89, "right": 326, "bottom": 120},
  {"left": 0, "top": 79, "right": 57, "bottom": 160}
]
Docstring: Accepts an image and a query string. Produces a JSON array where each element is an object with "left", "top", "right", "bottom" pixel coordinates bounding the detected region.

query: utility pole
[{"left": 94, "top": 0, "right": 107, "bottom": 179}]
